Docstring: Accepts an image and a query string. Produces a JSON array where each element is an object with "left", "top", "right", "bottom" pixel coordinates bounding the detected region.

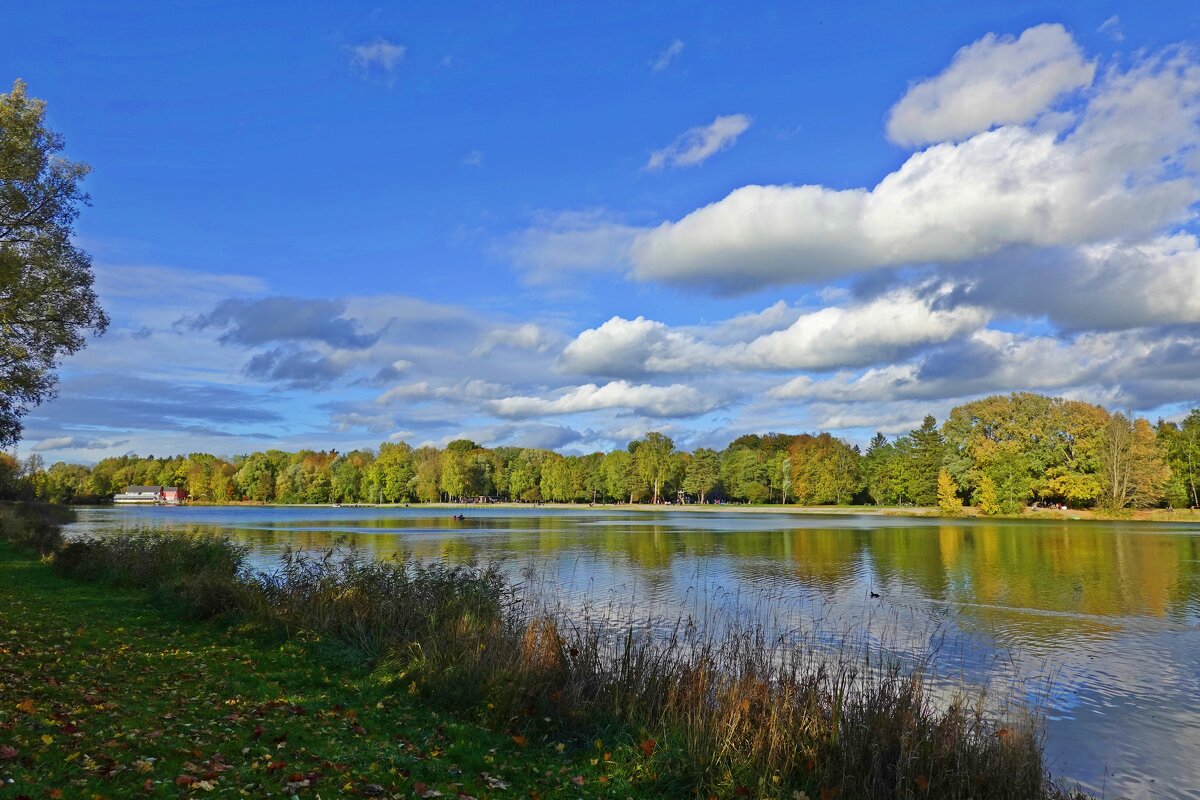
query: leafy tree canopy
[{"left": 0, "top": 80, "right": 107, "bottom": 445}]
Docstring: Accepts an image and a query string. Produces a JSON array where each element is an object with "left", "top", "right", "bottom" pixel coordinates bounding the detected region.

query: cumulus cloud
[
  {"left": 614, "top": 32, "right": 1200, "bottom": 294},
  {"left": 886, "top": 23, "right": 1095, "bottom": 147},
  {"left": 556, "top": 290, "right": 989, "bottom": 378},
  {"left": 651, "top": 39, "right": 685, "bottom": 71},
  {"left": 646, "top": 114, "right": 752, "bottom": 170},
  {"left": 348, "top": 37, "right": 406, "bottom": 84},
  {"left": 739, "top": 290, "right": 988, "bottom": 370},
  {"left": 489, "top": 381, "right": 719, "bottom": 418},
  {"left": 557, "top": 316, "right": 713, "bottom": 378}
]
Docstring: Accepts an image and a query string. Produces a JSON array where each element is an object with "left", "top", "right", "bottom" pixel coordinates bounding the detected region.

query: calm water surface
[{"left": 67, "top": 506, "right": 1200, "bottom": 799}]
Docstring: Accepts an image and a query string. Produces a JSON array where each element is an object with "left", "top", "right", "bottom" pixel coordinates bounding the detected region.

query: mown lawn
[{"left": 0, "top": 543, "right": 650, "bottom": 799}]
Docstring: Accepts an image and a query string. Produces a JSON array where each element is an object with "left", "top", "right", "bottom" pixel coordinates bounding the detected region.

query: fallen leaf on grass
[
  {"left": 510, "top": 735, "right": 526, "bottom": 747},
  {"left": 15, "top": 699, "right": 34, "bottom": 714},
  {"left": 481, "top": 773, "right": 509, "bottom": 789},
  {"left": 0, "top": 745, "right": 17, "bottom": 759},
  {"left": 639, "top": 738, "right": 656, "bottom": 757},
  {"left": 175, "top": 775, "right": 197, "bottom": 786}
]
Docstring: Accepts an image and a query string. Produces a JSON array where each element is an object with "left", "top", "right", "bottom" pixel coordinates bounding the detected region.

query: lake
[{"left": 66, "top": 505, "right": 1200, "bottom": 799}]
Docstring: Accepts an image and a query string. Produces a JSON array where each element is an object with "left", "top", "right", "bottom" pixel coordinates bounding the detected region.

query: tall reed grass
[
  {"left": 0, "top": 502, "right": 73, "bottom": 554},
  {"left": 19, "top": 522, "right": 1081, "bottom": 799}
]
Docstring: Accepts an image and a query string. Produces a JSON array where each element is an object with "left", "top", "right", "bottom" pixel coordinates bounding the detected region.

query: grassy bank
[
  {"left": 0, "top": 539, "right": 644, "bottom": 797},
  {"left": 0, "top": 505, "right": 1086, "bottom": 799}
]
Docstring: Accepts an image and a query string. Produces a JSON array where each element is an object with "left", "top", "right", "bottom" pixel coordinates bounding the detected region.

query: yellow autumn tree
[
  {"left": 937, "top": 469, "right": 963, "bottom": 514},
  {"left": 977, "top": 474, "right": 1001, "bottom": 516}
]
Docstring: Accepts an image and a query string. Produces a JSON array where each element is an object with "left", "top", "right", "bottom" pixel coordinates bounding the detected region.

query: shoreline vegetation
[
  {"left": 13, "top": 393, "right": 1200, "bottom": 520},
  {"left": 0, "top": 503, "right": 1089, "bottom": 799},
  {"left": 188, "top": 499, "right": 1200, "bottom": 523}
]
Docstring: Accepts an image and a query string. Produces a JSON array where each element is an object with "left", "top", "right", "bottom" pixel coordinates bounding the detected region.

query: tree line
[{"left": 8, "top": 393, "right": 1200, "bottom": 514}]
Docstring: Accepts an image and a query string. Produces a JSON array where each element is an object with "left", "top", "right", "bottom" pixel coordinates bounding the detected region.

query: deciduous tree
[{"left": 0, "top": 80, "right": 107, "bottom": 445}]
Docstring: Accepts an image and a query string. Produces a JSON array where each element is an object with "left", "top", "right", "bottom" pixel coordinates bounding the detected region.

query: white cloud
[
  {"left": 651, "top": 39, "right": 685, "bottom": 72},
  {"left": 1098, "top": 15, "right": 1125, "bottom": 43},
  {"left": 556, "top": 290, "right": 988, "bottom": 378},
  {"left": 886, "top": 23, "right": 1095, "bottom": 147},
  {"left": 557, "top": 316, "right": 714, "bottom": 378},
  {"left": 489, "top": 380, "right": 718, "bottom": 418},
  {"left": 739, "top": 290, "right": 988, "bottom": 370},
  {"left": 472, "top": 323, "right": 557, "bottom": 357},
  {"left": 646, "top": 114, "right": 752, "bottom": 170},
  {"left": 629, "top": 46, "right": 1200, "bottom": 292},
  {"left": 332, "top": 412, "right": 396, "bottom": 434},
  {"left": 32, "top": 435, "right": 109, "bottom": 452},
  {"left": 375, "top": 378, "right": 507, "bottom": 405},
  {"left": 959, "top": 233, "right": 1200, "bottom": 331},
  {"left": 768, "top": 326, "right": 1200, "bottom": 413},
  {"left": 508, "top": 210, "right": 641, "bottom": 283},
  {"left": 348, "top": 37, "right": 406, "bottom": 84},
  {"left": 462, "top": 150, "right": 484, "bottom": 167}
]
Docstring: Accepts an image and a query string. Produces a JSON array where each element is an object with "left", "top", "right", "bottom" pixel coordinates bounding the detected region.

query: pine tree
[{"left": 909, "top": 415, "right": 945, "bottom": 506}]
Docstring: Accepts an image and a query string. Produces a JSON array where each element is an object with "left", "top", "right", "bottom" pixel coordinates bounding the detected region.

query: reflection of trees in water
[
  {"left": 79, "top": 510, "right": 1200, "bottom": 639},
  {"left": 859, "top": 522, "right": 1200, "bottom": 636}
]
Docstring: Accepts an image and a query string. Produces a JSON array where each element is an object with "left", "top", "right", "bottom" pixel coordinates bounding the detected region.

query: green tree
[
  {"left": 601, "top": 450, "right": 636, "bottom": 503},
  {"left": 368, "top": 442, "right": 415, "bottom": 503},
  {"left": 0, "top": 80, "right": 108, "bottom": 445},
  {"left": 908, "top": 415, "right": 944, "bottom": 506},
  {"left": 683, "top": 448, "right": 719, "bottom": 503},
  {"left": 235, "top": 452, "right": 277, "bottom": 502},
  {"left": 863, "top": 433, "right": 910, "bottom": 505},
  {"left": 439, "top": 448, "right": 469, "bottom": 501},
  {"left": 630, "top": 431, "right": 675, "bottom": 504},
  {"left": 1159, "top": 410, "right": 1200, "bottom": 508}
]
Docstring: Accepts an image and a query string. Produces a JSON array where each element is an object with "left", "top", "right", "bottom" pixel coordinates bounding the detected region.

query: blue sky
[{"left": 8, "top": 1, "right": 1200, "bottom": 461}]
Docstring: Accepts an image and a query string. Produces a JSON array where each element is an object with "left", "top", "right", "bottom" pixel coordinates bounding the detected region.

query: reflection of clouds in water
[{"left": 67, "top": 506, "right": 1200, "bottom": 799}]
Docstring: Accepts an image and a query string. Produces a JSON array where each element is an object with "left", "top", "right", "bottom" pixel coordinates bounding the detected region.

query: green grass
[{"left": 0, "top": 542, "right": 651, "bottom": 799}]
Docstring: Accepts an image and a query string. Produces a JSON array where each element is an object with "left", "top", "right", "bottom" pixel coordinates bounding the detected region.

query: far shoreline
[{"left": 144, "top": 500, "right": 1200, "bottom": 524}]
